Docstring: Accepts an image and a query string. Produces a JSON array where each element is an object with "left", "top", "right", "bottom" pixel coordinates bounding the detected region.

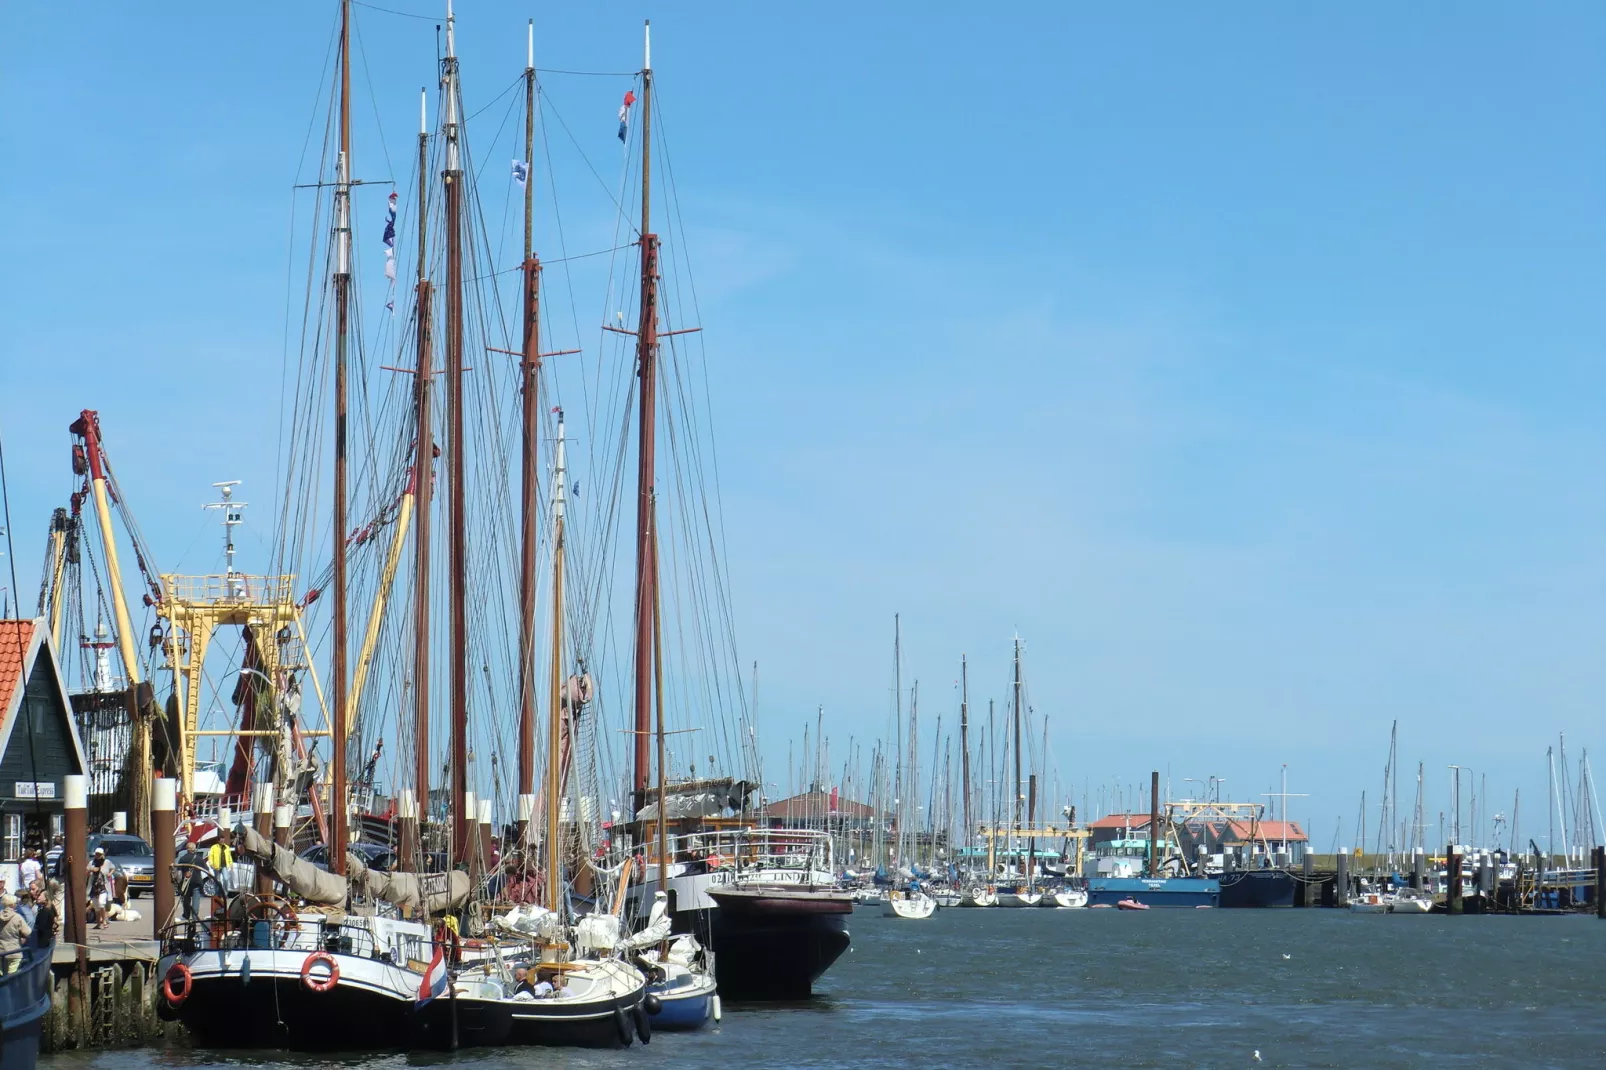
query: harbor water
[{"left": 43, "top": 909, "right": 1606, "bottom": 1069}]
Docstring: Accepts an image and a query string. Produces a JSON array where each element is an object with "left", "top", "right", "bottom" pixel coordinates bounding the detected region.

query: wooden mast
[
  {"left": 329, "top": 0, "right": 354, "bottom": 876},
  {"left": 516, "top": 19, "right": 541, "bottom": 840},
  {"left": 650, "top": 495, "right": 668, "bottom": 901},
  {"left": 959, "top": 655, "right": 971, "bottom": 869},
  {"left": 631, "top": 21, "right": 658, "bottom": 810},
  {"left": 412, "top": 86, "right": 434, "bottom": 858},
  {"left": 442, "top": 0, "right": 469, "bottom": 861},
  {"left": 542, "top": 410, "right": 569, "bottom": 911}
]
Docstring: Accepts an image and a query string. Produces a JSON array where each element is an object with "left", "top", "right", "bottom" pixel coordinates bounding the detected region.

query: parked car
[
  {"left": 49, "top": 834, "right": 157, "bottom": 898},
  {"left": 299, "top": 842, "right": 395, "bottom": 873}
]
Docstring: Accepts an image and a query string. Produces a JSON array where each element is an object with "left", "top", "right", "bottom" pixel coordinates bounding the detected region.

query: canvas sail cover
[
  {"left": 346, "top": 852, "right": 471, "bottom": 915},
  {"left": 623, "top": 891, "right": 671, "bottom": 950},
  {"left": 235, "top": 825, "right": 348, "bottom": 906}
]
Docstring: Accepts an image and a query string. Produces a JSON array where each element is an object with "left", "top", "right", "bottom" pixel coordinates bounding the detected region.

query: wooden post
[
  {"left": 254, "top": 784, "right": 275, "bottom": 895},
  {"left": 398, "top": 788, "right": 418, "bottom": 871},
  {"left": 516, "top": 793, "right": 535, "bottom": 848},
  {"left": 63, "top": 773, "right": 88, "bottom": 1047},
  {"left": 477, "top": 799, "right": 493, "bottom": 875},
  {"left": 151, "top": 778, "right": 176, "bottom": 935},
  {"left": 273, "top": 803, "right": 293, "bottom": 848},
  {"left": 1586, "top": 841, "right": 1599, "bottom": 918},
  {"left": 1446, "top": 844, "right": 1462, "bottom": 915},
  {"left": 1335, "top": 847, "right": 1350, "bottom": 908},
  {"left": 64, "top": 776, "right": 89, "bottom": 945},
  {"left": 1147, "top": 771, "right": 1160, "bottom": 879}
]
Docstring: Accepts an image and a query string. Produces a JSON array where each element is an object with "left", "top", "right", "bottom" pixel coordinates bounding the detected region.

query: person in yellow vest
[{"left": 208, "top": 835, "right": 236, "bottom": 892}]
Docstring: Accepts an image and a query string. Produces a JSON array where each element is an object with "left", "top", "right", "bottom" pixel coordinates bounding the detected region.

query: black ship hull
[
  {"left": 1217, "top": 870, "right": 1297, "bottom": 908},
  {"left": 696, "top": 886, "right": 852, "bottom": 1000}
]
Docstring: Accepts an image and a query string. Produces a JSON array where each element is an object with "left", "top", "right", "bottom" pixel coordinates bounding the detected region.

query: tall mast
[
  {"left": 1011, "top": 637, "right": 1023, "bottom": 860},
  {"left": 441, "top": 0, "right": 469, "bottom": 860},
  {"left": 329, "top": 0, "right": 354, "bottom": 876},
  {"left": 516, "top": 18, "right": 541, "bottom": 833},
  {"left": 893, "top": 614, "right": 902, "bottom": 862},
  {"left": 543, "top": 410, "right": 569, "bottom": 910},
  {"left": 412, "top": 87, "right": 434, "bottom": 839},
  {"left": 631, "top": 20, "right": 659, "bottom": 808},
  {"left": 651, "top": 495, "right": 668, "bottom": 902},
  {"left": 959, "top": 655, "right": 971, "bottom": 864}
]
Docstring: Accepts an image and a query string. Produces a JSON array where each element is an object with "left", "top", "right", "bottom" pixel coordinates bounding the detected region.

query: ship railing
[
  {"left": 159, "top": 907, "right": 383, "bottom": 961},
  {"left": 161, "top": 573, "right": 296, "bottom": 605},
  {"left": 651, "top": 825, "right": 836, "bottom": 881}
]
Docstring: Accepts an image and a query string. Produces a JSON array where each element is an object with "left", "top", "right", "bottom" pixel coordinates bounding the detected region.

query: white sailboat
[{"left": 884, "top": 887, "right": 938, "bottom": 919}]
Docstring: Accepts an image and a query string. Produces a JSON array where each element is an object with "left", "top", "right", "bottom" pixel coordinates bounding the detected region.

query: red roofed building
[
  {"left": 760, "top": 789, "right": 880, "bottom": 827},
  {"left": 0, "top": 619, "right": 90, "bottom": 887}
]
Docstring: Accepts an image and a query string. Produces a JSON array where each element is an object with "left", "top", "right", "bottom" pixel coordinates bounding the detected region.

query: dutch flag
[{"left": 417, "top": 945, "right": 449, "bottom": 1006}]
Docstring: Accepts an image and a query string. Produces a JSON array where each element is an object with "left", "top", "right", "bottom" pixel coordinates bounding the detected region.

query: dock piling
[
  {"left": 1446, "top": 845, "right": 1463, "bottom": 915},
  {"left": 1586, "top": 841, "right": 1599, "bottom": 918},
  {"left": 1335, "top": 848, "right": 1350, "bottom": 907},
  {"left": 152, "top": 778, "right": 176, "bottom": 932}
]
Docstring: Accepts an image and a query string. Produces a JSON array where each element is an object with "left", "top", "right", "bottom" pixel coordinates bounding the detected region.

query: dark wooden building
[{"left": 0, "top": 619, "right": 89, "bottom": 888}]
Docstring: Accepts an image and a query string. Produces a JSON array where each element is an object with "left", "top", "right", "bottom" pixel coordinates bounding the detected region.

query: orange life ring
[
  {"left": 301, "top": 951, "right": 339, "bottom": 992},
  {"left": 161, "top": 962, "right": 192, "bottom": 1005}
]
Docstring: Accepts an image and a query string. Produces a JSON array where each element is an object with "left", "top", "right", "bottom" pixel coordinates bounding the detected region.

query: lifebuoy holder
[
  {"left": 301, "top": 951, "right": 340, "bottom": 992},
  {"left": 162, "top": 962, "right": 192, "bottom": 1005}
]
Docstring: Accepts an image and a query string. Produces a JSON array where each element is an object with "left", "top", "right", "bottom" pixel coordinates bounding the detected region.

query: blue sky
[{"left": 4, "top": 3, "right": 1604, "bottom": 850}]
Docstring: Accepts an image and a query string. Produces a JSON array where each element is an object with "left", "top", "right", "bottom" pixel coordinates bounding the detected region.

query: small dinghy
[{"left": 1115, "top": 898, "right": 1149, "bottom": 911}]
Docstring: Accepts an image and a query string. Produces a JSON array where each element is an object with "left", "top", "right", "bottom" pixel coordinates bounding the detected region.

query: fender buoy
[
  {"left": 161, "top": 962, "right": 192, "bottom": 1005},
  {"left": 633, "top": 1002, "right": 652, "bottom": 1044},
  {"left": 642, "top": 993, "right": 663, "bottom": 1015},
  {"left": 301, "top": 951, "right": 339, "bottom": 992},
  {"left": 711, "top": 993, "right": 722, "bottom": 1023},
  {"left": 613, "top": 1006, "right": 634, "bottom": 1047}
]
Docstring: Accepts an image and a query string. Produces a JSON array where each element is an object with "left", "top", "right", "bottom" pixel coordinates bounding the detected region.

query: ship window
[{"left": 2, "top": 815, "right": 19, "bottom": 861}]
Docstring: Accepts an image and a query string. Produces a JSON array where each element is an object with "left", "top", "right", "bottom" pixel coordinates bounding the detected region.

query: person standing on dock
[
  {"left": 0, "top": 895, "right": 31, "bottom": 972},
  {"left": 87, "top": 847, "right": 115, "bottom": 930},
  {"left": 19, "top": 850, "right": 41, "bottom": 893},
  {"left": 30, "top": 884, "right": 57, "bottom": 948}
]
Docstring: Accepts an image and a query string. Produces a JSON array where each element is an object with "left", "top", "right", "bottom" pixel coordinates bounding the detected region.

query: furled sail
[
  {"left": 346, "top": 852, "right": 471, "bottom": 914},
  {"left": 623, "top": 890, "right": 671, "bottom": 950},
  {"left": 235, "top": 825, "right": 347, "bottom": 906}
]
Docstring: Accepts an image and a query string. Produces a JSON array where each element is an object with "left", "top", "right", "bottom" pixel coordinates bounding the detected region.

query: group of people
[
  {"left": 0, "top": 848, "right": 61, "bottom": 971},
  {"left": 509, "top": 963, "right": 564, "bottom": 1000}
]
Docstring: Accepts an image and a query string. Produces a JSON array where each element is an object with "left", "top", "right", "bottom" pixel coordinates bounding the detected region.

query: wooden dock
[{"left": 42, "top": 915, "right": 180, "bottom": 1052}]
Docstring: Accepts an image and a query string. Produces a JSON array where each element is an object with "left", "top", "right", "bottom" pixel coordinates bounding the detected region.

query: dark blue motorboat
[{"left": 0, "top": 947, "right": 52, "bottom": 1070}]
